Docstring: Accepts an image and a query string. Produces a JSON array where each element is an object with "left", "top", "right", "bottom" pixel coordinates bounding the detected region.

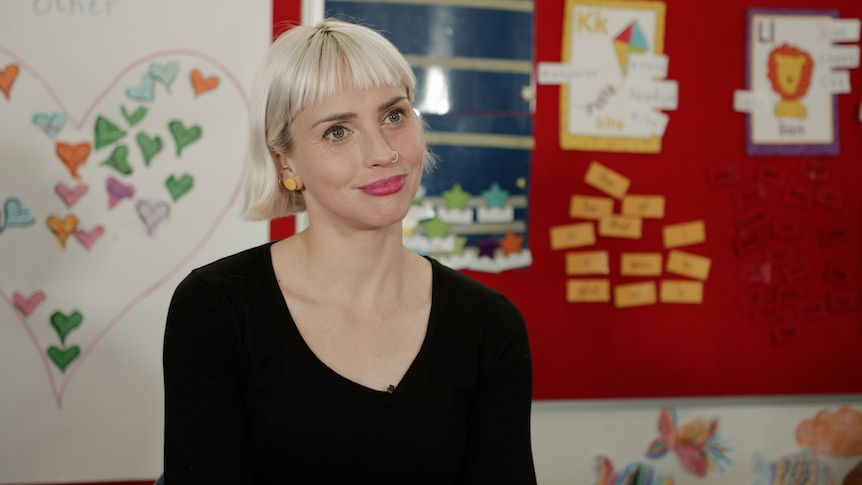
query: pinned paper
[
  {"left": 569, "top": 195, "right": 614, "bottom": 219},
  {"left": 627, "top": 53, "right": 669, "bottom": 79},
  {"left": 660, "top": 280, "right": 704, "bottom": 304},
  {"left": 599, "top": 215, "right": 643, "bottom": 239},
  {"left": 817, "top": 45, "right": 860, "bottom": 69},
  {"left": 819, "top": 71, "right": 852, "bottom": 94},
  {"left": 663, "top": 220, "right": 706, "bottom": 248},
  {"left": 626, "top": 80, "right": 678, "bottom": 110},
  {"left": 665, "top": 250, "right": 712, "bottom": 281},
  {"left": 614, "top": 281, "right": 657, "bottom": 308},
  {"left": 733, "top": 90, "right": 771, "bottom": 113},
  {"left": 550, "top": 222, "right": 596, "bottom": 250},
  {"left": 566, "top": 279, "right": 611, "bottom": 303},
  {"left": 566, "top": 251, "right": 610, "bottom": 275},
  {"left": 537, "top": 61, "right": 602, "bottom": 85},
  {"left": 584, "top": 161, "right": 630, "bottom": 199},
  {"left": 620, "top": 252, "right": 663, "bottom": 276},
  {"left": 622, "top": 195, "right": 665, "bottom": 219},
  {"left": 817, "top": 18, "right": 861, "bottom": 42},
  {"left": 628, "top": 109, "right": 669, "bottom": 137}
]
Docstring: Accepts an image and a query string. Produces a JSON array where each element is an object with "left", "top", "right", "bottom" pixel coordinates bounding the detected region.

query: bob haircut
[{"left": 242, "top": 18, "right": 435, "bottom": 221}]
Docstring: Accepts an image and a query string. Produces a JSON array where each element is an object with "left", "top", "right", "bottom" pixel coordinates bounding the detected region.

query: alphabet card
[
  {"left": 539, "top": 0, "right": 674, "bottom": 153},
  {"left": 736, "top": 9, "right": 861, "bottom": 156}
]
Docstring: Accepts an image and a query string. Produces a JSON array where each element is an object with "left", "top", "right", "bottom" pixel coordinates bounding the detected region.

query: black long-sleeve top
[{"left": 163, "top": 242, "right": 536, "bottom": 484}]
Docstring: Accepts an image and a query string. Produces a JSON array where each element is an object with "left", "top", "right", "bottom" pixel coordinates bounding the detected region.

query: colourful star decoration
[
  {"left": 498, "top": 231, "right": 524, "bottom": 256},
  {"left": 442, "top": 183, "right": 472, "bottom": 210},
  {"left": 421, "top": 216, "right": 450, "bottom": 239},
  {"left": 481, "top": 182, "right": 509, "bottom": 209}
]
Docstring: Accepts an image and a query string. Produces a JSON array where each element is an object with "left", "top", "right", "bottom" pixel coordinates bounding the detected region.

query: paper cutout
[
  {"left": 565, "top": 250, "right": 610, "bottom": 275},
  {"left": 584, "top": 161, "right": 630, "bottom": 199},
  {"left": 622, "top": 195, "right": 664, "bottom": 218},
  {"left": 614, "top": 281, "right": 656, "bottom": 308},
  {"left": 598, "top": 215, "right": 642, "bottom": 239},
  {"left": 550, "top": 222, "right": 596, "bottom": 250},
  {"left": 665, "top": 250, "right": 711, "bottom": 281},
  {"left": 566, "top": 278, "right": 611, "bottom": 302},
  {"left": 662, "top": 220, "right": 706, "bottom": 248},
  {"left": 620, "top": 252, "right": 662, "bottom": 276},
  {"left": 569, "top": 194, "right": 614, "bottom": 219},
  {"left": 659, "top": 280, "right": 703, "bottom": 304},
  {"left": 646, "top": 408, "right": 732, "bottom": 477}
]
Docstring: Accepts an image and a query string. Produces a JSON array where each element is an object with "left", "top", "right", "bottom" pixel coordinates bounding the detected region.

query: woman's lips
[{"left": 359, "top": 174, "right": 406, "bottom": 196}]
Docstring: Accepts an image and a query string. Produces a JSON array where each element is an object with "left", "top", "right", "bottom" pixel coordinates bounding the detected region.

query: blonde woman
[{"left": 163, "top": 19, "right": 536, "bottom": 483}]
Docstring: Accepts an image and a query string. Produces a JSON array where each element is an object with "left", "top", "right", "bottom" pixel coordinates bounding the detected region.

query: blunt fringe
[{"left": 242, "top": 18, "right": 435, "bottom": 221}]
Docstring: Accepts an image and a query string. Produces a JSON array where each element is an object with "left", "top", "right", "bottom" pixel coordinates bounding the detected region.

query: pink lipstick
[{"left": 359, "top": 175, "right": 406, "bottom": 196}]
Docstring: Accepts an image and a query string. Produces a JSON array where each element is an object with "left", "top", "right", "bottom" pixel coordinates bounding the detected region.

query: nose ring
[{"left": 391, "top": 151, "right": 399, "bottom": 163}]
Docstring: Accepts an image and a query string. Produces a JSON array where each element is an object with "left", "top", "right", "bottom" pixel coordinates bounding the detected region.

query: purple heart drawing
[
  {"left": 106, "top": 176, "right": 135, "bottom": 209},
  {"left": 0, "top": 47, "right": 251, "bottom": 407}
]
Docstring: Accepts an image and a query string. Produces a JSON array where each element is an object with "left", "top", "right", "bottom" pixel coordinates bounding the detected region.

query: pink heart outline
[{"left": 0, "top": 46, "right": 251, "bottom": 408}]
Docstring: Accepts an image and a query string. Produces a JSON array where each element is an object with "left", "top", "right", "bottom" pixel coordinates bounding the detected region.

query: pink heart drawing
[
  {"left": 73, "top": 225, "right": 105, "bottom": 250},
  {"left": 55, "top": 182, "right": 88, "bottom": 207},
  {"left": 0, "top": 46, "right": 251, "bottom": 407},
  {"left": 12, "top": 291, "right": 46, "bottom": 317}
]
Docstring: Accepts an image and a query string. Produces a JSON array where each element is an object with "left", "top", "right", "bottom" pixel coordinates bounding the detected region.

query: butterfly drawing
[{"left": 646, "top": 407, "right": 733, "bottom": 477}]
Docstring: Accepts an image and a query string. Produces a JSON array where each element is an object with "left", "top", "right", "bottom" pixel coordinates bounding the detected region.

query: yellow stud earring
[{"left": 283, "top": 178, "right": 298, "bottom": 191}]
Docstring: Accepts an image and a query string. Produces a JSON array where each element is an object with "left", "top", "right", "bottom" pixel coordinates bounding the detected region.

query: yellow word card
[
  {"left": 660, "top": 280, "right": 703, "bottom": 304},
  {"left": 584, "top": 161, "right": 630, "bottom": 199},
  {"left": 599, "top": 215, "right": 643, "bottom": 239},
  {"left": 622, "top": 195, "right": 665, "bottom": 219},
  {"left": 566, "top": 250, "right": 610, "bottom": 275},
  {"left": 567, "top": 279, "right": 611, "bottom": 303},
  {"left": 614, "top": 281, "right": 657, "bottom": 308},
  {"left": 665, "top": 250, "right": 712, "bottom": 281},
  {"left": 569, "top": 195, "right": 614, "bottom": 219},
  {"left": 620, "top": 252, "right": 663, "bottom": 276},
  {"left": 663, "top": 220, "right": 706, "bottom": 248},
  {"left": 550, "top": 222, "right": 596, "bottom": 250}
]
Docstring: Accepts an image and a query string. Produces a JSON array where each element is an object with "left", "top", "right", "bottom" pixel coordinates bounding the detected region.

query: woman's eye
[
  {"left": 325, "top": 126, "right": 346, "bottom": 140},
  {"left": 386, "top": 109, "right": 404, "bottom": 123}
]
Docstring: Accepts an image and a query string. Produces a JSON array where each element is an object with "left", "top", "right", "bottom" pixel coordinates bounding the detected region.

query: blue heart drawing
[
  {"left": 32, "top": 112, "right": 66, "bottom": 138},
  {"left": 2, "top": 197, "right": 36, "bottom": 231},
  {"left": 149, "top": 61, "right": 179, "bottom": 89},
  {"left": 126, "top": 73, "right": 155, "bottom": 102}
]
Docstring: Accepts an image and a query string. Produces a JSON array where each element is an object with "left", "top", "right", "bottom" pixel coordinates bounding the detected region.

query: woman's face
[{"left": 284, "top": 84, "right": 425, "bottom": 231}]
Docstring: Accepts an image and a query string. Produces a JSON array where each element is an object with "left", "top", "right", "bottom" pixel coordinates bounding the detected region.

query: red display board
[{"left": 273, "top": 0, "right": 862, "bottom": 401}]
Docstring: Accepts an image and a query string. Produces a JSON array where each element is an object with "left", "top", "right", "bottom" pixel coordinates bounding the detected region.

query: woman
[{"left": 163, "top": 19, "right": 536, "bottom": 483}]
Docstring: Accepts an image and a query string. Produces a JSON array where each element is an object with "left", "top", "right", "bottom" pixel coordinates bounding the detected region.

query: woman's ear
[{"left": 271, "top": 149, "right": 303, "bottom": 190}]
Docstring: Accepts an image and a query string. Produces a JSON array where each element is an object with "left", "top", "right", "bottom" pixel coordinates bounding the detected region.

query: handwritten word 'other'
[{"left": 33, "top": 0, "right": 120, "bottom": 16}]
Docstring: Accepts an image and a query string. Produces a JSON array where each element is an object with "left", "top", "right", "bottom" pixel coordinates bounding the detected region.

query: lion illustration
[{"left": 766, "top": 43, "right": 814, "bottom": 119}]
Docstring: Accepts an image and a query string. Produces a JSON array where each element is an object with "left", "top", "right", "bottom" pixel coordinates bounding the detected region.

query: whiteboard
[{"left": 0, "top": 1, "right": 271, "bottom": 482}]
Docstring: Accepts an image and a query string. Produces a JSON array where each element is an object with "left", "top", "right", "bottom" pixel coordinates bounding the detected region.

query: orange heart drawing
[
  {"left": 190, "top": 69, "right": 219, "bottom": 96},
  {"left": 46, "top": 214, "right": 80, "bottom": 249},
  {"left": 0, "top": 63, "right": 19, "bottom": 99},
  {"left": 55, "top": 141, "right": 92, "bottom": 180}
]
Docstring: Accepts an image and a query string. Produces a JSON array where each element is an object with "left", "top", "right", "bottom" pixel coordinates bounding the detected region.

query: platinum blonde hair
[{"left": 242, "top": 18, "right": 435, "bottom": 220}]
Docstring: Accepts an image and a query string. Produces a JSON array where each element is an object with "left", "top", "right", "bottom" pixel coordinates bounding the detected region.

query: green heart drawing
[
  {"left": 94, "top": 115, "right": 127, "bottom": 149},
  {"left": 50, "top": 310, "right": 83, "bottom": 344},
  {"left": 121, "top": 105, "right": 148, "bottom": 126},
  {"left": 136, "top": 132, "right": 163, "bottom": 166},
  {"left": 47, "top": 345, "right": 81, "bottom": 373},
  {"left": 168, "top": 120, "right": 202, "bottom": 156},
  {"left": 165, "top": 173, "right": 194, "bottom": 201},
  {"left": 102, "top": 144, "right": 133, "bottom": 175}
]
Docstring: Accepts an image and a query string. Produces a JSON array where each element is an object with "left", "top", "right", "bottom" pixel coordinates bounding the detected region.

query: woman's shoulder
[{"left": 174, "top": 241, "right": 275, "bottom": 298}]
